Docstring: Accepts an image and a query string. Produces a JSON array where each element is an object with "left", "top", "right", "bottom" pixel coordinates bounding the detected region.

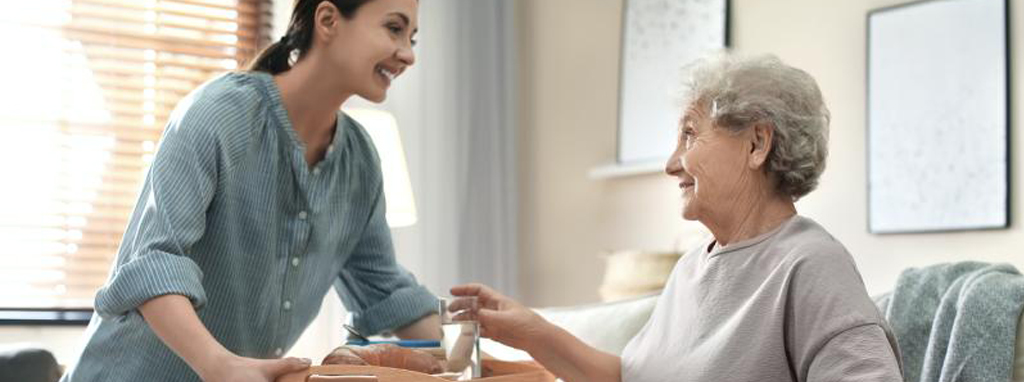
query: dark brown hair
[{"left": 248, "top": 0, "right": 372, "bottom": 74}]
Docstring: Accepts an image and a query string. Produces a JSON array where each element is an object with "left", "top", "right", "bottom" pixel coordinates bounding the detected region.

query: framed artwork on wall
[
  {"left": 867, "top": 0, "right": 1009, "bottom": 233},
  {"left": 616, "top": 0, "right": 730, "bottom": 166}
]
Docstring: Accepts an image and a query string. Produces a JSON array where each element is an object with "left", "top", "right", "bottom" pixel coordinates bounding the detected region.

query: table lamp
[{"left": 343, "top": 108, "right": 417, "bottom": 228}]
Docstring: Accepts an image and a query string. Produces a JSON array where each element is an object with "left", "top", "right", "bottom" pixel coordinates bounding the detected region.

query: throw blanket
[{"left": 874, "top": 262, "right": 1024, "bottom": 382}]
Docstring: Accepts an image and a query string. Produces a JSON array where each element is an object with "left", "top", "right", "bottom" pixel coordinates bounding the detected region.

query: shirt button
[
  {"left": 283, "top": 300, "right": 292, "bottom": 310},
  {"left": 291, "top": 257, "right": 300, "bottom": 267},
  {"left": 312, "top": 167, "right": 321, "bottom": 176},
  {"left": 274, "top": 348, "right": 283, "bottom": 357},
  {"left": 298, "top": 211, "right": 308, "bottom": 220}
]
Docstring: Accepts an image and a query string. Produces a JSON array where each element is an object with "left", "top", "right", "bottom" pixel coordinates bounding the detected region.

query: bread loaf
[{"left": 322, "top": 344, "right": 443, "bottom": 375}]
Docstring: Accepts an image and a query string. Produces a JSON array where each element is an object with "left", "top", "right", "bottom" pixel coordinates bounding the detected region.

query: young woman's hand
[
  {"left": 199, "top": 354, "right": 310, "bottom": 382},
  {"left": 449, "top": 283, "right": 551, "bottom": 352},
  {"left": 138, "top": 295, "right": 311, "bottom": 382}
]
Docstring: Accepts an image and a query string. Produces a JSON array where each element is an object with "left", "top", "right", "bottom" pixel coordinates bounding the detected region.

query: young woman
[{"left": 61, "top": 1, "right": 438, "bottom": 381}]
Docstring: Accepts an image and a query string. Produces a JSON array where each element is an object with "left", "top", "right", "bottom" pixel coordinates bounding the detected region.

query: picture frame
[
  {"left": 866, "top": 0, "right": 1010, "bottom": 233},
  {"left": 616, "top": 0, "right": 730, "bottom": 166}
]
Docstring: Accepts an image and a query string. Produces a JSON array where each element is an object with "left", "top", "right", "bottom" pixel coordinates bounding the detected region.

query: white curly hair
[{"left": 682, "top": 53, "right": 831, "bottom": 200}]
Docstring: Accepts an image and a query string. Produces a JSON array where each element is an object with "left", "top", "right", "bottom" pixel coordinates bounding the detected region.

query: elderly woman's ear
[{"left": 747, "top": 122, "right": 774, "bottom": 170}]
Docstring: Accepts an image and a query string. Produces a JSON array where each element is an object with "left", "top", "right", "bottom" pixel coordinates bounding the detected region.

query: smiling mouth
[{"left": 375, "top": 65, "right": 398, "bottom": 86}]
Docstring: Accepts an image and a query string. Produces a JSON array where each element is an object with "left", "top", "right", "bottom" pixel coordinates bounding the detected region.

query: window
[{"left": 0, "top": 0, "right": 271, "bottom": 314}]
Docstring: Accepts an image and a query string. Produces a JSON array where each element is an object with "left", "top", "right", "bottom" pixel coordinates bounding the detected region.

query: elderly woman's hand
[{"left": 449, "top": 283, "right": 551, "bottom": 352}]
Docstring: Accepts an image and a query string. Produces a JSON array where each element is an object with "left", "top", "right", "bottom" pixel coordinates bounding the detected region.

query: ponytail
[{"left": 248, "top": 35, "right": 295, "bottom": 74}]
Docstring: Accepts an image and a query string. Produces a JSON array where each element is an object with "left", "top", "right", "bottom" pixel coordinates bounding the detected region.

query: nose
[
  {"left": 665, "top": 148, "right": 684, "bottom": 177},
  {"left": 396, "top": 44, "right": 415, "bottom": 67}
]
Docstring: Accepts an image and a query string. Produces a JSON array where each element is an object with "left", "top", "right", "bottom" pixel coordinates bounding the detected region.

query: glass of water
[{"left": 439, "top": 296, "right": 480, "bottom": 380}]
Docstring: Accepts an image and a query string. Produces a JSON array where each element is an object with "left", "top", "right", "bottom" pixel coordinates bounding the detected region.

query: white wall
[
  {"left": 515, "top": 0, "right": 1024, "bottom": 307},
  {"left": 515, "top": 0, "right": 703, "bottom": 307}
]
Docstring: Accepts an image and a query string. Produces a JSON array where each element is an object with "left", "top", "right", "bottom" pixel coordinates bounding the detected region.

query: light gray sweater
[{"left": 621, "top": 216, "right": 903, "bottom": 382}]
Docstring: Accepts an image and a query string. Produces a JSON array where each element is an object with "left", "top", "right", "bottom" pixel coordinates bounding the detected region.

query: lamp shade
[{"left": 344, "top": 108, "right": 417, "bottom": 228}]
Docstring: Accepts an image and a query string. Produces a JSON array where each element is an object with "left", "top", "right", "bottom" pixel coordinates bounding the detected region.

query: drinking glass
[{"left": 439, "top": 296, "right": 480, "bottom": 380}]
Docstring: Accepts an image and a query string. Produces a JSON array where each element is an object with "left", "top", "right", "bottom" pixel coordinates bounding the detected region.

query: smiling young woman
[{"left": 59, "top": 1, "right": 440, "bottom": 382}]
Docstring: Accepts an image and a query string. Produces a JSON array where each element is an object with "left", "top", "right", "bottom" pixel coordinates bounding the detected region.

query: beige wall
[{"left": 516, "top": 0, "right": 1024, "bottom": 307}]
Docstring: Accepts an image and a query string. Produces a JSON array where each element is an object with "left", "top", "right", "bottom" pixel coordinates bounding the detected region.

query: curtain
[{"left": 386, "top": 0, "right": 519, "bottom": 298}]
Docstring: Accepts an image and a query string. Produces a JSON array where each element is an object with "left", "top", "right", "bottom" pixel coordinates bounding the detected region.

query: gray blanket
[{"left": 874, "top": 262, "right": 1024, "bottom": 382}]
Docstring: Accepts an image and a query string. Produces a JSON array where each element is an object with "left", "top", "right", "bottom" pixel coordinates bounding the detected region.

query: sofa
[
  {"left": 481, "top": 293, "right": 1024, "bottom": 382},
  {"left": 481, "top": 294, "right": 658, "bottom": 361}
]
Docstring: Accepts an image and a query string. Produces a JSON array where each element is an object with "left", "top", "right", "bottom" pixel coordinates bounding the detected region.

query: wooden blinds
[{"left": 0, "top": 0, "right": 273, "bottom": 309}]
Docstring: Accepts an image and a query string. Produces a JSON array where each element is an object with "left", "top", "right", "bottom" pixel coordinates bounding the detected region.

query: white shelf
[{"left": 588, "top": 161, "right": 664, "bottom": 179}]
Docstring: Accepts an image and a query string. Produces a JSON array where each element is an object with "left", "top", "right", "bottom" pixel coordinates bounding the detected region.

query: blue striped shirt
[{"left": 61, "top": 71, "right": 437, "bottom": 382}]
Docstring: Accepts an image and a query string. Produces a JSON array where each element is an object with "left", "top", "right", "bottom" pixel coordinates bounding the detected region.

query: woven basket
[{"left": 276, "top": 360, "right": 555, "bottom": 382}]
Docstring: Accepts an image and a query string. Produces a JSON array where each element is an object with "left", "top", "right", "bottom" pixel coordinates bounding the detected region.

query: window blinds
[{"left": 0, "top": 0, "right": 272, "bottom": 309}]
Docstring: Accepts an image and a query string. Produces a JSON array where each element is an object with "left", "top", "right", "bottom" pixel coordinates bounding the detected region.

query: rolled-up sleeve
[
  {"left": 93, "top": 95, "right": 224, "bottom": 319},
  {"left": 335, "top": 183, "right": 437, "bottom": 336}
]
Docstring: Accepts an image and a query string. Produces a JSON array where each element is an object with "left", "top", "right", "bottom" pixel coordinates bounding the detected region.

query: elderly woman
[{"left": 451, "top": 54, "right": 903, "bottom": 382}]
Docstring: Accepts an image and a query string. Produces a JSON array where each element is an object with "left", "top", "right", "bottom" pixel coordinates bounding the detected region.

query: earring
[{"left": 288, "top": 49, "right": 300, "bottom": 66}]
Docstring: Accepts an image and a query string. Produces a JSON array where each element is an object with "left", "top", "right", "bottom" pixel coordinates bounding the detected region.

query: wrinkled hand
[
  {"left": 449, "top": 283, "right": 550, "bottom": 352},
  {"left": 201, "top": 354, "right": 310, "bottom": 382}
]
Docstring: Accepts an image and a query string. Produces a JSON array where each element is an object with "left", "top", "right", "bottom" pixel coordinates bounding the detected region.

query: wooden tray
[{"left": 276, "top": 360, "right": 555, "bottom": 382}]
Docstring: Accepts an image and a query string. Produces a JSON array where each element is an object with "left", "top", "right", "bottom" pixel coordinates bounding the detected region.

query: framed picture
[
  {"left": 616, "top": 0, "right": 730, "bottom": 165},
  {"left": 867, "top": 0, "right": 1009, "bottom": 233}
]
